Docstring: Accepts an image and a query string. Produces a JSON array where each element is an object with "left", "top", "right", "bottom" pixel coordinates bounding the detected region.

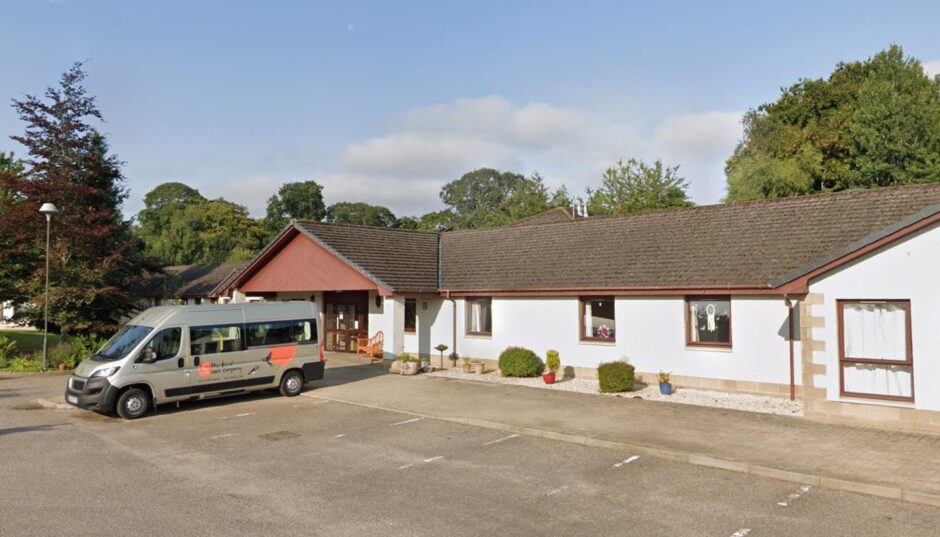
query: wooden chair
[{"left": 357, "top": 331, "right": 384, "bottom": 362}]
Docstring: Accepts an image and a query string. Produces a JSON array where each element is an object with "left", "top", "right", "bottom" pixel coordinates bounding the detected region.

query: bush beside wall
[
  {"left": 598, "top": 361, "right": 635, "bottom": 393},
  {"left": 498, "top": 347, "right": 542, "bottom": 377}
]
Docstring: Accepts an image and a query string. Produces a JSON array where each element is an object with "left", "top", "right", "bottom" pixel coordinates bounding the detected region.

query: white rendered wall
[
  {"left": 401, "top": 296, "right": 451, "bottom": 362},
  {"left": 808, "top": 223, "right": 940, "bottom": 411},
  {"left": 448, "top": 296, "right": 798, "bottom": 385},
  {"left": 368, "top": 291, "right": 404, "bottom": 359}
]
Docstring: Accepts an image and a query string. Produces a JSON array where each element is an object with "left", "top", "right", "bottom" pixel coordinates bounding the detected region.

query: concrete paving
[
  {"left": 2, "top": 371, "right": 939, "bottom": 536},
  {"left": 311, "top": 354, "right": 940, "bottom": 505}
]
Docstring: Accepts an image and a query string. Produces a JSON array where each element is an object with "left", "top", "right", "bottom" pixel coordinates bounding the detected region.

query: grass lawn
[{"left": 0, "top": 329, "right": 60, "bottom": 355}]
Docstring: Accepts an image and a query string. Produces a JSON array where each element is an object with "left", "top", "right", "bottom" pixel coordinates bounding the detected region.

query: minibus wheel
[
  {"left": 116, "top": 388, "right": 151, "bottom": 420},
  {"left": 279, "top": 370, "right": 304, "bottom": 397}
]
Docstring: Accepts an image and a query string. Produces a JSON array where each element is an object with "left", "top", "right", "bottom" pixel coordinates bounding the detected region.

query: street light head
[{"left": 39, "top": 202, "right": 59, "bottom": 216}]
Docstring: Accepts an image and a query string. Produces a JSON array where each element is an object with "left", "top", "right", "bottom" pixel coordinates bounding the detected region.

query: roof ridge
[{"left": 296, "top": 219, "right": 440, "bottom": 235}]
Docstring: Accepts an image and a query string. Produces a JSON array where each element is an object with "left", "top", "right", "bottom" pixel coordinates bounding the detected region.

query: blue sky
[{"left": 2, "top": 0, "right": 940, "bottom": 218}]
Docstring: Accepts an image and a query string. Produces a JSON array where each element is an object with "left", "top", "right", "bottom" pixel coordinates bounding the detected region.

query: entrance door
[{"left": 324, "top": 292, "right": 368, "bottom": 352}]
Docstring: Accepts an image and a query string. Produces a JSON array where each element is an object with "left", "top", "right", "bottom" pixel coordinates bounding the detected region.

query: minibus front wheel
[
  {"left": 116, "top": 387, "right": 151, "bottom": 420},
  {"left": 279, "top": 370, "right": 305, "bottom": 397}
]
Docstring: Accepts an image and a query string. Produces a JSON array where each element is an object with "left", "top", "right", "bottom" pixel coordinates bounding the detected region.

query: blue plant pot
[{"left": 659, "top": 383, "right": 673, "bottom": 395}]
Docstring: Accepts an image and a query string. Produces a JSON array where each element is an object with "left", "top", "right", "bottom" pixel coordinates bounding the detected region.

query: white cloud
[
  {"left": 924, "top": 59, "right": 940, "bottom": 79},
  {"left": 142, "top": 97, "right": 743, "bottom": 218}
]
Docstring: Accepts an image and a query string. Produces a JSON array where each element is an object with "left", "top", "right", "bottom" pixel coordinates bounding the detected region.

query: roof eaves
[{"left": 769, "top": 202, "right": 940, "bottom": 288}]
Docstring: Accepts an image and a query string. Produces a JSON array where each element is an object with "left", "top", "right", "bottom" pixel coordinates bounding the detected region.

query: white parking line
[
  {"left": 235, "top": 412, "right": 255, "bottom": 417},
  {"left": 209, "top": 433, "right": 237, "bottom": 440},
  {"left": 776, "top": 485, "right": 811, "bottom": 507},
  {"left": 730, "top": 529, "right": 751, "bottom": 537},
  {"left": 613, "top": 455, "right": 640, "bottom": 468},
  {"left": 482, "top": 434, "right": 519, "bottom": 446},
  {"left": 334, "top": 434, "right": 346, "bottom": 438},
  {"left": 398, "top": 464, "right": 415, "bottom": 470},
  {"left": 391, "top": 417, "right": 424, "bottom": 426},
  {"left": 423, "top": 456, "right": 443, "bottom": 463}
]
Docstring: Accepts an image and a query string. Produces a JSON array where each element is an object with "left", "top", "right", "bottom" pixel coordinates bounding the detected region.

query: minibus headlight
[{"left": 90, "top": 366, "right": 120, "bottom": 378}]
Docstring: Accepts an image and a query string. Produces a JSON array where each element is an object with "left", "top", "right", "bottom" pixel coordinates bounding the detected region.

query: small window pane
[
  {"left": 405, "top": 299, "right": 417, "bottom": 333},
  {"left": 292, "top": 320, "right": 317, "bottom": 344},
  {"left": 842, "top": 303, "right": 907, "bottom": 361},
  {"left": 843, "top": 364, "right": 913, "bottom": 398},
  {"left": 247, "top": 321, "right": 294, "bottom": 347},
  {"left": 146, "top": 328, "right": 181, "bottom": 361},
  {"left": 688, "top": 298, "right": 731, "bottom": 344},
  {"left": 467, "top": 298, "right": 492, "bottom": 334},
  {"left": 582, "top": 297, "right": 615, "bottom": 340},
  {"left": 190, "top": 325, "right": 243, "bottom": 355}
]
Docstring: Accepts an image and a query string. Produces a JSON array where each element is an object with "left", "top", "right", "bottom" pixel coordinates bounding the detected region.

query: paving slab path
[{"left": 317, "top": 355, "right": 940, "bottom": 506}]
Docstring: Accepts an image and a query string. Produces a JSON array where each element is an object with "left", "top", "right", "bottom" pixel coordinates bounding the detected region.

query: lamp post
[{"left": 39, "top": 202, "right": 59, "bottom": 370}]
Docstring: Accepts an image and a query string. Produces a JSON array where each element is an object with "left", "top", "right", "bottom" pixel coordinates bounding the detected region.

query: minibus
[{"left": 65, "top": 302, "right": 323, "bottom": 419}]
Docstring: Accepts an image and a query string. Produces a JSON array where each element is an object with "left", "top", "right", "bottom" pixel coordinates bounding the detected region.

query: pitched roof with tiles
[
  {"left": 138, "top": 262, "right": 249, "bottom": 298},
  {"left": 440, "top": 184, "right": 940, "bottom": 291},
  {"left": 507, "top": 207, "right": 582, "bottom": 227},
  {"left": 294, "top": 221, "right": 440, "bottom": 292}
]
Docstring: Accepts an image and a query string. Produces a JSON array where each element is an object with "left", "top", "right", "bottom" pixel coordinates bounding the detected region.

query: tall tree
[
  {"left": 0, "top": 63, "right": 157, "bottom": 335},
  {"left": 439, "top": 168, "right": 570, "bottom": 229},
  {"left": 136, "top": 182, "right": 265, "bottom": 264},
  {"left": 325, "top": 202, "right": 397, "bottom": 227},
  {"left": 726, "top": 45, "right": 940, "bottom": 201},
  {"left": 0, "top": 151, "right": 24, "bottom": 174},
  {"left": 586, "top": 158, "right": 692, "bottom": 215},
  {"left": 264, "top": 180, "right": 326, "bottom": 234}
]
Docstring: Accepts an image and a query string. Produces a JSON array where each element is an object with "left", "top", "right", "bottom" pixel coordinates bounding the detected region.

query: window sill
[
  {"left": 465, "top": 333, "right": 492, "bottom": 340},
  {"left": 834, "top": 396, "right": 915, "bottom": 408},
  {"left": 579, "top": 339, "right": 616, "bottom": 346},
  {"left": 685, "top": 345, "right": 733, "bottom": 353}
]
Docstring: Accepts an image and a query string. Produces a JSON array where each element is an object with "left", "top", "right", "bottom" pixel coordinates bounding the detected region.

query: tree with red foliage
[{"left": 0, "top": 63, "right": 157, "bottom": 335}]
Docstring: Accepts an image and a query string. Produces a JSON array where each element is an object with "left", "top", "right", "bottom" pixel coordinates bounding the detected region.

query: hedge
[
  {"left": 498, "top": 347, "right": 542, "bottom": 377},
  {"left": 598, "top": 360, "right": 635, "bottom": 393}
]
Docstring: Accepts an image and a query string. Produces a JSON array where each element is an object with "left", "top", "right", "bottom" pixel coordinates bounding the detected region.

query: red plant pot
[{"left": 542, "top": 372, "right": 556, "bottom": 384}]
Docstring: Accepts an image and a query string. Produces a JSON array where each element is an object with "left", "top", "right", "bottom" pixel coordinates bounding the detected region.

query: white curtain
[
  {"left": 471, "top": 300, "right": 489, "bottom": 333},
  {"left": 689, "top": 303, "right": 699, "bottom": 342},
  {"left": 843, "top": 303, "right": 907, "bottom": 360},
  {"left": 583, "top": 301, "right": 593, "bottom": 337},
  {"left": 843, "top": 364, "right": 913, "bottom": 398}
]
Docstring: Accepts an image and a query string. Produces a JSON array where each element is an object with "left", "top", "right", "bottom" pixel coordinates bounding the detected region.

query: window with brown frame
[
  {"left": 580, "top": 297, "right": 615, "bottom": 342},
  {"left": 838, "top": 300, "right": 913, "bottom": 402},
  {"left": 686, "top": 296, "right": 732, "bottom": 347},
  {"left": 466, "top": 297, "right": 492, "bottom": 336},
  {"left": 404, "top": 298, "right": 417, "bottom": 333}
]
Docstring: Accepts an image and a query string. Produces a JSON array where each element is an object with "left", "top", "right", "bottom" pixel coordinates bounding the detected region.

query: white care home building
[{"left": 223, "top": 184, "right": 940, "bottom": 432}]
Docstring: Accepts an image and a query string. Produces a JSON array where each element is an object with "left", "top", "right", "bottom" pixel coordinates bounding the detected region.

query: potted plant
[
  {"left": 658, "top": 371, "right": 673, "bottom": 395},
  {"left": 434, "top": 344, "right": 449, "bottom": 369},
  {"left": 462, "top": 356, "right": 472, "bottom": 373},
  {"left": 390, "top": 353, "right": 420, "bottom": 375},
  {"left": 543, "top": 349, "right": 560, "bottom": 384},
  {"left": 471, "top": 360, "right": 484, "bottom": 374},
  {"left": 449, "top": 352, "right": 459, "bottom": 368}
]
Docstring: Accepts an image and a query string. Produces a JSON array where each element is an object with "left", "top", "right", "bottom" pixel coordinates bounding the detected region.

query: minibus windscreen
[{"left": 91, "top": 325, "right": 153, "bottom": 361}]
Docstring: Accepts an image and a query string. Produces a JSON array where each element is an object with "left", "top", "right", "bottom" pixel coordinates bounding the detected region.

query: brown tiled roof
[
  {"left": 440, "top": 184, "right": 940, "bottom": 291},
  {"left": 294, "top": 221, "right": 440, "bottom": 292},
  {"left": 137, "top": 262, "right": 249, "bottom": 298},
  {"left": 507, "top": 207, "right": 581, "bottom": 227}
]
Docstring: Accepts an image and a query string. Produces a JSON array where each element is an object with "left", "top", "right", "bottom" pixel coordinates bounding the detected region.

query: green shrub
[
  {"left": 0, "top": 336, "right": 17, "bottom": 361},
  {"left": 46, "top": 335, "right": 105, "bottom": 370},
  {"left": 598, "top": 360, "right": 635, "bottom": 393},
  {"left": 498, "top": 347, "right": 542, "bottom": 377},
  {"left": 395, "top": 352, "right": 419, "bottom": 363},
  {"left": 545, "top": 350, "right": 560, "bottom": 373},
  {"left": 3, "top": 356, "right": 43, "bottom": 372}
]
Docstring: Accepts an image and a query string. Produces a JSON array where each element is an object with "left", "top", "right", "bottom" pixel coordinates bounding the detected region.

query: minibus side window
[
  {"left": 246, "top": 321, "right": 293, "bottom": 347},
  {"left": 146, "top": 328, "right": 182, "bottom": 360},
  {"left": 292, "top": 319, "right": 317, "bottom": 344},
  {"left": 190, "top": 325, "right": 244, "bottom": 355}
]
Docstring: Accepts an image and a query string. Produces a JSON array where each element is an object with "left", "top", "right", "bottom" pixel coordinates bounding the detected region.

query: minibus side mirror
[{"left": 139, "top": 348, "right": 157, "bottom": 364}]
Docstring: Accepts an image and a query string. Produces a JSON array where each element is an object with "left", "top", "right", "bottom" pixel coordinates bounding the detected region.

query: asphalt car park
[{"left": 1, "top": 375, "right": 938, "bottom": 536}]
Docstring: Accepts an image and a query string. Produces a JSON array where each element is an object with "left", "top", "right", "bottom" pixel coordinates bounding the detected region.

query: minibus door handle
[
  {"left": 177, "top": 357, "right": 184, "bottom": 369},
  {"left": 193, "top": 356, "right": 201, "bottom": 367}
]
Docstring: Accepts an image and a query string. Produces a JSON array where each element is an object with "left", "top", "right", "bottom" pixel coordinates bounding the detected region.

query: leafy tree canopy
[
  {"left": 439, "top": 168, "right": 570, "bottom": 229},
  {"left": 586, "top": 158, "right": 692, "bottom": 215},
  {"left": 725, "top": 45, "right": 940, "bottom": 201},
  {"left": 264, "top": 180, "right": 326, "bottom": 234},
  {"left": 0, "top": 63, "right": 157, "bottom": 335},
  {"left": 325, "top": 201, "right": 397, "bottom": 227}
]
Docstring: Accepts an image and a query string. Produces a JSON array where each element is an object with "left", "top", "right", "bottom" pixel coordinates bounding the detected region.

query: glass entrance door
[{"left": 326, "top": 301, "right": 367, "bottom": 352}]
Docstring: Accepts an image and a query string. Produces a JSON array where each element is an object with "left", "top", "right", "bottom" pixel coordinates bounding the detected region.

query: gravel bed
[{"left": 427, "top": 368, "right": 803, "bottom": 417}]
